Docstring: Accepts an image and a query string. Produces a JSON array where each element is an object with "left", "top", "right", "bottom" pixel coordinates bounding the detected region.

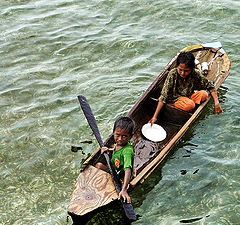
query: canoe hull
[{"left": 68, "top": 42, "right": 231, "bottom": 221}]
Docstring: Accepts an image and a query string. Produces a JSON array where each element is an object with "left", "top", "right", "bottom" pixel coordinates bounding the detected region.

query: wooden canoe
[{"left": 68, "top": 42, "right": 231, "bottom": 222}]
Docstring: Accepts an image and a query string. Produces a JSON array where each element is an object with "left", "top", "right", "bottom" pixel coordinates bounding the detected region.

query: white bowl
[{"left": 141, "top": 123, "right": 167, "bottom": 142}]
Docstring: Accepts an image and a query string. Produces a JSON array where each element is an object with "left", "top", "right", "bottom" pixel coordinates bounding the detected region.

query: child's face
[
  {"left": 113, "top": 127, "right": 132, "bottom": 147},
  {"left": 177, "top": 63, "right": 193, "bottom": 79}
]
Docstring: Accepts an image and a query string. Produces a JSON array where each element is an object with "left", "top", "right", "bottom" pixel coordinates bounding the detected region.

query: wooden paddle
[{"left": 78, "top": 95, "right": 137, "bottom": 222}]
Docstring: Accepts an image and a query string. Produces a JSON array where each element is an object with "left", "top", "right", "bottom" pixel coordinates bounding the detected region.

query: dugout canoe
[{"left": 68, "top": 42, "right": 231, "bottom": 222}]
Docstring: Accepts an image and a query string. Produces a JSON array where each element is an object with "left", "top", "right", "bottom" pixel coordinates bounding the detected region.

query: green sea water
[{"left": 0, "top": 0, "right": 239, "bottom": 224}]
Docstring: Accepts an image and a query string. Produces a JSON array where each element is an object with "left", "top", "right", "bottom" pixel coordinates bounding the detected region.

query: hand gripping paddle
[{"left": 78, "top": 95, "right": 137, "bottom": 222}]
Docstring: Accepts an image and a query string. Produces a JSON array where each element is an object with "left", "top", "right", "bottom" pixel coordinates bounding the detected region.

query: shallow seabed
[{"left": 0, "top": 0, "right": 239, "bottom": 224}]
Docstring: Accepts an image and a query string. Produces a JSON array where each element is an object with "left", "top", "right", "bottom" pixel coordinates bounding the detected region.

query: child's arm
[
  {"left": 149, "top": 100, "right": 164, "bottom": 126},
  {"left": 210, "top": 91, "right": 223, "bottom": 114},
  {"left": 118, "top": 168, "right": 131, "bottom": 203},
  {"left": 100, "top": 147, "right": 114, "bottom": 154}
]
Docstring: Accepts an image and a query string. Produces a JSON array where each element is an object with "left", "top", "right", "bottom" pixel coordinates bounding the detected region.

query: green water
[{"left": 0, "top": 0, "right": 239, "bottom": 224}]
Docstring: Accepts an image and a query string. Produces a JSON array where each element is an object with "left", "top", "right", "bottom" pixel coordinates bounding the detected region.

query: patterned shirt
[{"left": 159, "top": 68, "right": 216, "bottom": 103}]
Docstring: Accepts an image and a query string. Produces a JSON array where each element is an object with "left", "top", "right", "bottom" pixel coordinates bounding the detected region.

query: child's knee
[
  {"left": 184, "top": 100, "right": 195, "bottom": 111},
  {"left": 191, "top": 90, "right": 208, "bottom": 104},
  {"left": 95, "top": 162, "right": 103, "bottom": 169},
  {"left": 174, "top": 97, "right": 195, "bottom": 112},
  {"left": 200, "top": 90, "right": 208, "bottom": 101},
  {"left": 95, "top": 162, "right": 108, "bottom": 171}
]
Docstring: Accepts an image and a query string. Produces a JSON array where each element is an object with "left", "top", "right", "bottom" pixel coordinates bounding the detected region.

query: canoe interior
[{"left": 102, "top": 46, "right": 231, "bottom": 185}]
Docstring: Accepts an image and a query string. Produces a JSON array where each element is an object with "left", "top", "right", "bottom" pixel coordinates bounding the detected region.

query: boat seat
[{"left": 160, "top": 104, "right": 192, "bottom": 126}]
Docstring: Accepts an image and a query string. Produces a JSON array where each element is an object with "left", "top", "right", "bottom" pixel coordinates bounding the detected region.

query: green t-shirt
[{"left": 111, "top": 142, "right": 134, "bottom": 180}]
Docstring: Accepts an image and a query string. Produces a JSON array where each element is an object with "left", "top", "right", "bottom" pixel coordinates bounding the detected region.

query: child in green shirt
[{"left": 95, "top": 116, "right": 135, "bottom": 203}]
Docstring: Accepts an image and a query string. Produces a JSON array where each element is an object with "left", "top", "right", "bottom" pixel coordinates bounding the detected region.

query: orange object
[{"left": 174, "top": 90, "right": 208, "bottom": 111}]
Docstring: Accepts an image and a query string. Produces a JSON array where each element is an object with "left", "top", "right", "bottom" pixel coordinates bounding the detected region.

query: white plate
[{"left": 141, "top": 123, "right": 167, "bottom": 142}]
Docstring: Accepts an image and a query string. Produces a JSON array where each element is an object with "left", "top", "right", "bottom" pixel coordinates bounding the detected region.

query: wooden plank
[{"left": 68, "top": 165, "right": 118, "bottom": 216}]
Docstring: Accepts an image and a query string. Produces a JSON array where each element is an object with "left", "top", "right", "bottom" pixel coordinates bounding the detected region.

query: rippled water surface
[{"left": 0, "top": 0, "right": 239, "bottom": 224}]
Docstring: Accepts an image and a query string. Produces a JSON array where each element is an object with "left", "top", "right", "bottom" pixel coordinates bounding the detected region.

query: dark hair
[
  {"left": 113, "top": 117, "right": 135, "bottom": 135},
  {"left": 176, "top": 52, "right": 195, "bottom": 69}
]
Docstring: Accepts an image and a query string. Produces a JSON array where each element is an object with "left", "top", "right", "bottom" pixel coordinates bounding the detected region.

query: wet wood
[{"left": 68, "top": 165, "right": 118, "bottom": 216}]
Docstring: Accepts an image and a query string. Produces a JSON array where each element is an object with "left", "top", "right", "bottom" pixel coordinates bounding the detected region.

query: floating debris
[
  {"left": 193, "top": 169, "right": 199, "bottom": 174},
  {"left": 180, "top": 170, "right": 187, "bottom": 175},
  {"left": 71, "top": 146, "right": 83, "bottom": 152},
  {"left": 180, "top": 217, "right": 203, "bottom": 223},
  {"left": 80, "top": 140, "right": 93, "bottom": 144}
]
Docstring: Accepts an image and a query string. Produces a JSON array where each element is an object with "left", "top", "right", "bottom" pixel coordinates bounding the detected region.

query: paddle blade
[
  {"left": 78, "top": 95, "right": 104, "bottom": 147},
  {"left": 122, "top": 203, "right": 137, "bottom": 222}
]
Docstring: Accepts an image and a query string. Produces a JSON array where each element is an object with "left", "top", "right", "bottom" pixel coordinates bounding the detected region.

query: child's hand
[
  {"left": 133, "top": 169, "right": 137, "bottom": 178},
  {"left": 214, "top": 102, "right": 223, "bottom": 114},
  {"left": 148, "top": 117, "right": 157, "bottom": 127},
  {"left": 101, "top": 147, "right": 109, "bottom": 154},
  {"left": 118, "top": 190, "right": 131, "bottom": 203}
]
